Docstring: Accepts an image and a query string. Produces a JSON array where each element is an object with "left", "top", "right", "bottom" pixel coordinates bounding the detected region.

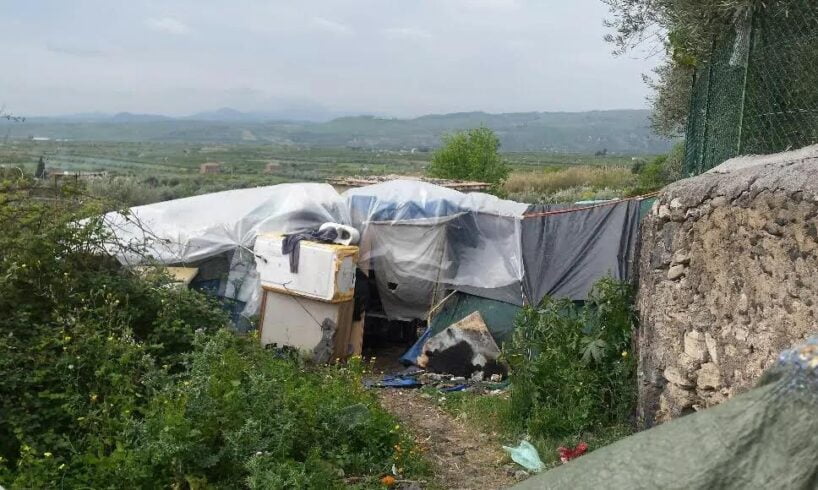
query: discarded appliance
[
  {"left": 254, "top": 233, "right": 358, "bottom": 302},
  {"left": 417, "top": 311, "right": 506, "bottom": 379},
  {"left": 255, "top": 232, "right": 360, "bottom": 361},
  {"left": 258, "top": 289, "right": 355, "bottom": 363}
]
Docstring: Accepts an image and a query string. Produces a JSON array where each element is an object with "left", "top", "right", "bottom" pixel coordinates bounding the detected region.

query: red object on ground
[{"left": 557, "top": 442, "right": 588, "bottom": 463}]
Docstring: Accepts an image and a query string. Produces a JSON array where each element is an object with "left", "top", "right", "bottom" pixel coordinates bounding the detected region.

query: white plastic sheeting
[
  {"left": 102, "top": 183, "right": 349, "bottom": 265},
  {"left": 101, "top": 183, "right": 349, "bottom": 316}
]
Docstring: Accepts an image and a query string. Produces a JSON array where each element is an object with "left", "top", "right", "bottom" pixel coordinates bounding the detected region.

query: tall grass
[{"left": 504, "top": 165, "right": 636, "bottom": 196}]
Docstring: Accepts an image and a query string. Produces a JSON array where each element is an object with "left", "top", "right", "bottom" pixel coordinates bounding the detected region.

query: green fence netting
[{"left": 684, "top": 0, "right": 818, "bottom": 175}]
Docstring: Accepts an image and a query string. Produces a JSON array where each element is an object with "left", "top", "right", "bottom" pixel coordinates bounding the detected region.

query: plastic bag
[{"left": 503, "top": 440, "right": 545, "bottom": 473}]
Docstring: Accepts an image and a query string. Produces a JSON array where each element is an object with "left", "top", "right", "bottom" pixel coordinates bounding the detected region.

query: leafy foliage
[
  {"left": 35, "top": 156, "right": 46, "bottom": 179},
  {"left": 427, "top": 127, "right": 510, "bottom": 189},
  {"left": 504, "top": 277, "right": 637, "bottom": 439},
  {"left": 0, "top": 177, "right": 225, "bottom": 486},
  {"left": 0, "top": 176, "right": 425, "bottom": 488},
  {"left": 127, "top": 331, "right": 423, "bottom": 489},
  {"left": 628, "top": 141, "right": 684, "bottom": 194},
  {"left": 603, "top": 0, "right": 752, "bottom": 134}
]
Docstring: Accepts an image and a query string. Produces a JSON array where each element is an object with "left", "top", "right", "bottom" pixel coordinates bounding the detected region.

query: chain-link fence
[{"left": 684, "top": 0, "right": 818, "bottom": 175}]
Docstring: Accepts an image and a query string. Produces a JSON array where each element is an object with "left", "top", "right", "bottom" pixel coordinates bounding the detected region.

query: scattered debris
[
  {"left": 417, "top": 312, "right": 507, "bottom": 379},
  {"left": 557, "top": 442, "right": 588, "bottom": 463},
  {"left": 365, "top": 368, "right": 509, "bottom": 394},
  {"left": 365, "top": 375, "right": 423, "bottom": 389}
]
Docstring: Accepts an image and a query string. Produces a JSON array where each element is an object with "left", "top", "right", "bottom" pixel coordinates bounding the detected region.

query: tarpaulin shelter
[
  {"left": 512, "top": 337, "right": 818, "bottom": 489},
  {"left": 101, "top": 183, "right": 350, "bottom": 318},
  {"left": 101, "top": 180, "right": 644, "bottom": 341},
  {"left": 346, "top": 180, "right": 529, "bottom": 319}
]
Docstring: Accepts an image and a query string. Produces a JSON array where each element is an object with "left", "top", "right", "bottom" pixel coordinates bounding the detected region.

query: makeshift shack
[{"left": 101, "top": 180, "right": 644, "bottom": 368}]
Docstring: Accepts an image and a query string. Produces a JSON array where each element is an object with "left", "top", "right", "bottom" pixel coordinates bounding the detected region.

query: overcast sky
[{"left": 0, "top": 0, "right": 661, "bottom": 118}]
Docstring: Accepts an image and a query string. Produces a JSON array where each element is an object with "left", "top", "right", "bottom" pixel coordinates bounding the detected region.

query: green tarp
[
  {"left": 429, "top": 292, "right": 521, "bottom": 346},
  {"left": 513, "top": 339, "right": 818, "bottom": 489}
]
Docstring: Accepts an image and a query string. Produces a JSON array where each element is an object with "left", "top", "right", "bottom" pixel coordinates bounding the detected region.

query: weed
[{"left": 504, "top": 277, "right": 637, "bottom": 439}]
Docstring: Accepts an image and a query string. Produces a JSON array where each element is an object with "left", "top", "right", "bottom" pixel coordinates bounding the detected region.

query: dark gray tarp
[
  {"left": 521, "top": 200, "right": 641, "bottom": 304},
  {"left": 513, "top": 338, "right": 818, "bottom": 490}
]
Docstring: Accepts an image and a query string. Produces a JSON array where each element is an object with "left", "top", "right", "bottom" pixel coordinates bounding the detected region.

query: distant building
[
  {"left": 31, "top": 137, "right": 51, "bottom": 141},
  {"left": 264, "top": 162, "right": 281, "bottom": 173},
  {"left": 200, "top": 162, "right": 221, "bottom": 174},
  {"left": 46, "top": 169, "right": 108, "bottom": 180}
]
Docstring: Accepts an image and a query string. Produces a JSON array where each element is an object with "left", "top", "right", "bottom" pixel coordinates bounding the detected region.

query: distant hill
[
  {"left": 111, "top": 112, "right": 173, "bottom": 123},
  {"left": 4, "top": 109, "right": 673, "bottom": 154}
]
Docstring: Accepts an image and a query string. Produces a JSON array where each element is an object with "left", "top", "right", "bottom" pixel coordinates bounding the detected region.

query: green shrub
[
  {"left": 0, "top": 178, "right": 426, "bottom": 488},
  {"left": 127, "top": 331, "right": 423, "bottom": 488},
  {"left": 628, "top": 142, "right": 685, "bottom": 195},
  {"left": 427, "top": 126, "right": 510, "bottom": 191},
  {"left": 0, "top": 179, "right": 227, "bottom": 487},
  {"left": 504, "top": 277, "right": 637, "bottom": 439}
]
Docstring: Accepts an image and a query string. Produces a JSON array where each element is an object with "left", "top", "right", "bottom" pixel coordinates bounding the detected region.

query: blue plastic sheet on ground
[
  {"left": 442, "top": 384, "right": 468, "bottom": 392},
  {"left": 364, "top": 375, "right": 422, "bottom": 389},
  {"left": 399, "top": 327, "right": 433, "bottom": 365}
]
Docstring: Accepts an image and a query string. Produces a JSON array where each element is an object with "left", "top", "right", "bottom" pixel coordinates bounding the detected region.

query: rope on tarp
[{"left": 521, "top": 191, "right": 661, "bottom": 219}]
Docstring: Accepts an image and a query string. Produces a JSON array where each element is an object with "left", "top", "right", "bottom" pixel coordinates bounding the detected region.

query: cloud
[
  {"left": 145, "top": 17, "right": 191, "bottom": 35},
  {"left": 46, "top": 42, "right": 107, "bottom": 58},
  {"left": 444, "top": 0, "right": 519, "bottom": 11},
  {"left": 383, "top": 27, "right": 433, "bottom": 42},
  {"left": 465, "top": 0, "right": 519, "bottom": 9},
  {"left": 311, "top": 17, "right": 353, "bottom": 36}
]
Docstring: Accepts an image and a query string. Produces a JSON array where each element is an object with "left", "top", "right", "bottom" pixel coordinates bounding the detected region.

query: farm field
[{"left": 0, "top": 140, "right": 648, "bottom": 206}]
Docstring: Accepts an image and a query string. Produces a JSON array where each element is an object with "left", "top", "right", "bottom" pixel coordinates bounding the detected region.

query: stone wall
[{"left": 636, "top": 147, "right": 818, "bottom": 427}]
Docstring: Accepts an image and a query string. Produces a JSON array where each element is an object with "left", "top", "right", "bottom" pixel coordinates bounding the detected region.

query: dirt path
[{"left": 377, "top": 389, "right": 520, "bottom": 490}]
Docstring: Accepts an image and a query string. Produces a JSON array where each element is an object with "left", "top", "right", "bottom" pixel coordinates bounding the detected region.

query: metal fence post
[
  {"left": 699, "top": 38, "right": 717, "bottom": 174},
  {"left": 736, "top": 7, "right": 755, "bottom": 156}
]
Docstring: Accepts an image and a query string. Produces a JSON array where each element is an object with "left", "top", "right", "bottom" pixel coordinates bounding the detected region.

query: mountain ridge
[{"left": 5, "top": 108, "right": 672, "bottom": 154}]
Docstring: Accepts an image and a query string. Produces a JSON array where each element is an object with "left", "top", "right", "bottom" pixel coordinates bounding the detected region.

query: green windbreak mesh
[{"left": 685, "top": 0, "right": 818, "bottom": 175}]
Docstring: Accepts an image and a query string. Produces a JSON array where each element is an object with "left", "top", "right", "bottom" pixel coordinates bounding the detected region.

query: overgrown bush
[
  {"left": 628, "top": 142, "right": 685, "bottom": 195},
  {"left": 427, "top": 126, "right": 510, "bottom": 191},
  {"left": 0, "top": 178, "right": 226, "bottom": 486},
  {"left": 127, "top": 331, "right": 423, "bottom": 488},
  {"left": 0, "top": 177, "right": 424, "bottom": 488},
  {"left": 504, "top": 277, "right": 637, "bottom": 439}
]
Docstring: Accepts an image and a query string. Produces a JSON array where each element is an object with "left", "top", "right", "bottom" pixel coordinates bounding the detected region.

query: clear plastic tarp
[
  {"left": 344, "top": 181, "right": 528, "bottom": 318},
  {"left": 102, "top": 183, "right": 349, "bottom": 265}
]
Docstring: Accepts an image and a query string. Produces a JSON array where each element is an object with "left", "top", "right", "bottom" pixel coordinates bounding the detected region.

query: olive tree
[{"left": 427, "top": 127, "right": 510, "bottom": 189}]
